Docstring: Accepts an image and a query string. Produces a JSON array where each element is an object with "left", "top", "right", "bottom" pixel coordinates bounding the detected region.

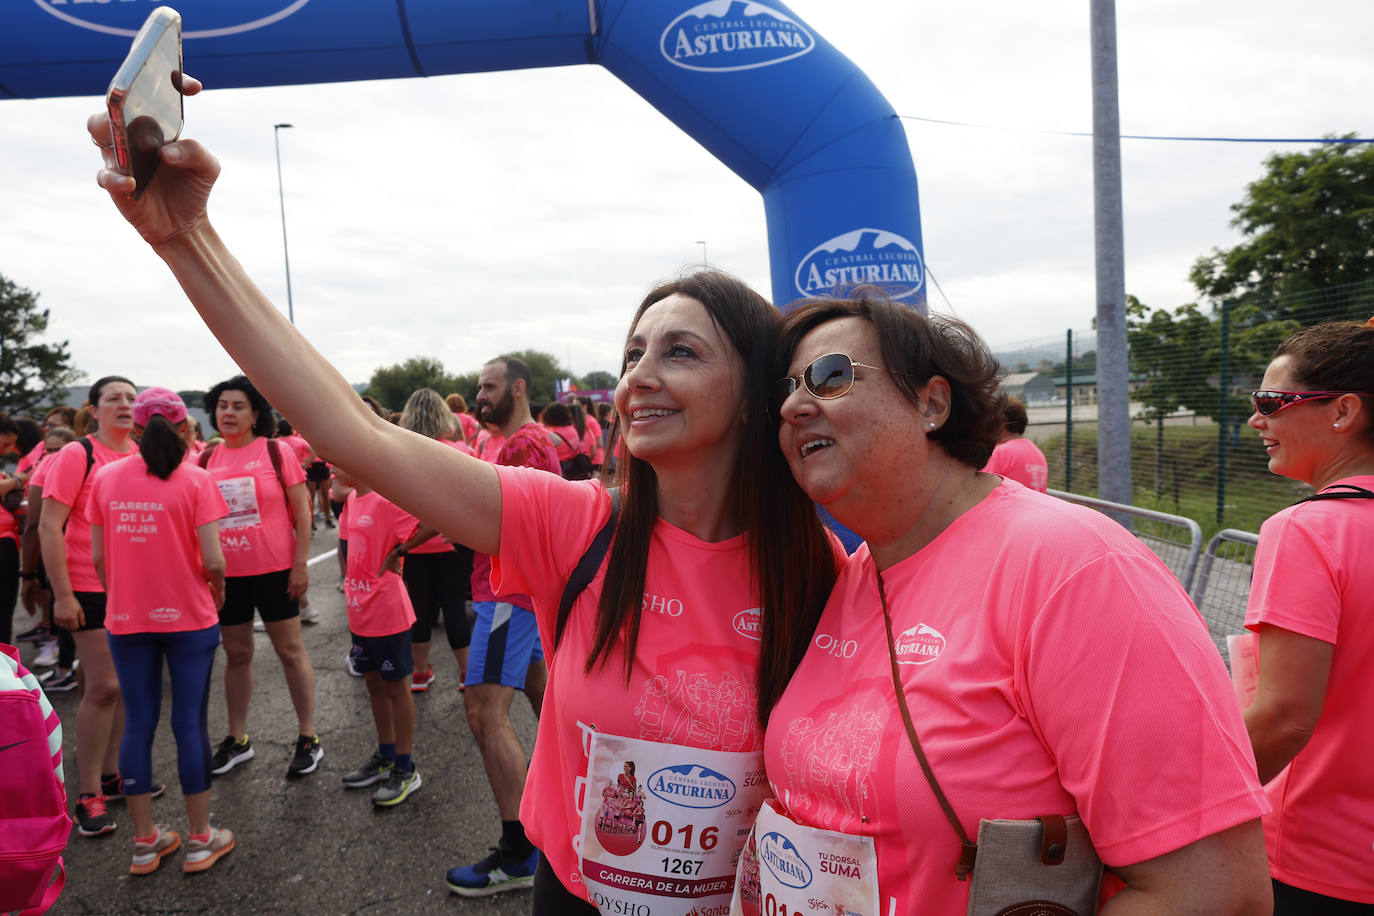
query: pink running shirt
[
  {"left": 43, "top": 437, "right": 133, "bottom": 592},
  {"left": 471, "top": 423, "right": 561, "bottom": 605},
  {"left": 87, "top": 457, "right": 227, "bottom": 634},
  {"left": 983, "top": 436, "right": 1050, "bottom": 492},
  {"left": 281, "top": 433, "right": 313, "bottom": 468},
  {"left": 455, "top": 411, "right": 478, "bottom": 441},
  {"left": 764, "top": 480, "right": 1268, "bottom": 915},
  {"left": 16, "top": 441, "right": 43, "bottom": 476},
  {"left": 342, "top": 490, "right": 417, "bottom": 637},
  {"left": 493, "top": 467, "right": 766, "bottom": 902},
  {"left": 0, "top": 474, "right": 17, "bottom": 545},
  {"left": 1245, "top": 475, "right": 1374, "bottom": 903},
  {"left": 202, "top": 437, "right": 306, "bottom": 576}
]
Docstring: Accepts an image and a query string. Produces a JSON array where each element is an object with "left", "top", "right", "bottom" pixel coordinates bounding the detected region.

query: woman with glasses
[
  {"left": 87, "top": 86, "right": 837, "bottom": 913},
  {"left": 763, "top": 292, "right": 1271, "bottom": 915},
  {"left": 1243, "top": 320, "right": 1374, "bottom": 914}
]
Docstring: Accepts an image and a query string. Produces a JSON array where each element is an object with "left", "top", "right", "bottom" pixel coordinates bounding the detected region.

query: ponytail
[{"left": 140, "top": 415, "right": 187, "bottom": 480}]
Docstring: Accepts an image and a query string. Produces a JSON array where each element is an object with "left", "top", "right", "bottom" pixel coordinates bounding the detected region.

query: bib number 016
[{"left": 651, "top": 820, "right": 718, "bottom": 850}]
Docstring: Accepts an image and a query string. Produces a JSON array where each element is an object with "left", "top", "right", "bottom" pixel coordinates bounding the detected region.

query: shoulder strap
[
  {"left": 554, "top": 487, "right": 621, "bottom": 653},
  {"left": 78, "top": 436, "right": 95, "bottom": 488},
  {"left": 266, "top": 439, "right": 294, "bottom": 522},
  {"left": 877, "top": 570, "right": 979, "bottom": 880},
  {"left": 1296, "top": 484, "right": 1374, "bottom": 504}
]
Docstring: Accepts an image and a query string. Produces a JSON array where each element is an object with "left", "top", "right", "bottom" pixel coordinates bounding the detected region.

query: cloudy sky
[{"left": 1, "top": 0, "right": 1369, "bottom": 395}]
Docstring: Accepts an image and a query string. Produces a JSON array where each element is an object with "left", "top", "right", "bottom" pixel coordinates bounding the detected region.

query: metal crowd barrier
[
  {"left": 1047, "top": 489, "right": 1204, "bottom": 589},
  {"left": 1188, "top": 529, "right": 1261, "bottom": 658}
]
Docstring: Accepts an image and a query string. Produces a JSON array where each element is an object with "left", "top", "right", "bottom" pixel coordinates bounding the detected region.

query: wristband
[
  {"left": 393, "top": 545, "right": 408, "bottom": 557},
  {"left": 18, "top": 571, "right": 38, "bottom": 580}
]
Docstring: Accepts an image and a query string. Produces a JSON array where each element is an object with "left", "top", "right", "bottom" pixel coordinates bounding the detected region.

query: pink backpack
[{"left": 0, "top": 643, "right": 68, "bottom": 915}]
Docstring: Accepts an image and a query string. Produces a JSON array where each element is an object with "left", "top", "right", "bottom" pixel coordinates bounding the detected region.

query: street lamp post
[
  {"left": 695, "top": 240, "right": 708, "bottom": 265},
  {"left": 273, "top": 122, "right": 295, "bottom": 324}
]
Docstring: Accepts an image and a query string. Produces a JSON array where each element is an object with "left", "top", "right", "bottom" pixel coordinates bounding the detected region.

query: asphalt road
[{"left": 14, "top": 527, "right": 541, "bottom": 915}]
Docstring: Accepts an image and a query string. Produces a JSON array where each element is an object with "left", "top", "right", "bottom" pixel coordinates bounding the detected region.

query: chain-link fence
[{"left": 968, "top": 280, "right": 1374, "bottom": 543}]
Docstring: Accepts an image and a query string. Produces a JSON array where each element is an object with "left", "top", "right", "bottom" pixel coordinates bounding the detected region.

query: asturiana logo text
[
  {"left": 661, "top": 1, "right": 814, "bottom": 72},
  {"left": 794, "top": 229, "right": 925, "bottom": 301},
  {"left": 647, "top": 764, "right": 737, "bottom": 809},
  {"left": 758, "top": 831, "right": 813, "bottom": 888}
]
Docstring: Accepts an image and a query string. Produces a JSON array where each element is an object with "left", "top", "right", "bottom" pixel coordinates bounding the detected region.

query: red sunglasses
[{"left": 1250, "top": 389, "right": 1373, "bottom": 416}]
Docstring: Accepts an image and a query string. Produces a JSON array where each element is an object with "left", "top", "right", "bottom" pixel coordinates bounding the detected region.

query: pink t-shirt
[
  {"left": 585, "top": 416, "right": 604, "bottom": 466},
  {"left": 983, "top": 436, "right": 1049, "bottom": 493},
  {"left": 87, "top": 457, "right": 228, "bottom": 634},
  {"left": 280, "top": 433, "right": 313, "bottom": 468},
  {"left": 455, "top": 411, "right": 478, "bottom": 441},
  {"left": 343, "top": 490, "right": 417, "bottom": 638},
  {"left": 1245, "top": 475, "right": 1374, "bottom": 903},
  {"left": 765, "top": 480, "right": 1269, "bottom": 915},
  {"left": 202, "top": 437, "right": 307, "bottom": 577},
  {"left": 17, "top": 441, "right": 44, "bottom": 476},
  {"left": 44, "top": 437, "right": 134, "bottom": 593},
  {"left": 471, "top": 423, "right": 561, "bottom": 605},
  {"left": 493, "top": 467, "right": 765, "bottom": 902},
  {"left": 0, "top": 473, "right": 18, "bottom": 545},
  {"left": 545, "top": 424, "right": 585, "bottom": 463}
]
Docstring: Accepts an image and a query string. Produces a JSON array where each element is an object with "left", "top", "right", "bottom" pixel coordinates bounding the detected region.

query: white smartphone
[{"left": 105, "top": 7, "right": 183, "bottom": 199}]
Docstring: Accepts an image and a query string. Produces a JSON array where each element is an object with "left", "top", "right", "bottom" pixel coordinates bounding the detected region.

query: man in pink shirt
[{"left": 447, "top": 356, "right": 563, "bottom": 897}]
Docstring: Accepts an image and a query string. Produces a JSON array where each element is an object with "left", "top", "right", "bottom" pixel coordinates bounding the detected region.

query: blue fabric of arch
[{"left": 2, "top": 0, "right": 924, "bottom": 309}]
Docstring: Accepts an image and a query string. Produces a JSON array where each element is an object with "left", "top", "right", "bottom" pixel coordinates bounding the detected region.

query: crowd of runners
[{"left": 1, "top": 78, "right": 1371, "bottom": 915}]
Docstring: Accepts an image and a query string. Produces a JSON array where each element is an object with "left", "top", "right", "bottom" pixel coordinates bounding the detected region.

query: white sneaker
[
  {"left": 345, "top": 653, "right": 362, "bottom": 677},
  {"left": 299, "top": 604, "right": 318, "bottom": 623},
  {"left": 252, "top": 619, "right": 266, "bottom": 632},
  {"left": 33, "top": 639, "right": 59, "bottom": 667}
]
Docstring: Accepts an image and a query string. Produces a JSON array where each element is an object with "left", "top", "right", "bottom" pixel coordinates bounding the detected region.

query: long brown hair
[{"left": 589, "top": 269, "right": 838, "bottom": 720}]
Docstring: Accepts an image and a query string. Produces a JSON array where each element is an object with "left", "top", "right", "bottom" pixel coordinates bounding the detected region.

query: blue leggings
[{"left": 108, "top": 625, "right": 220, "bottom": 797}]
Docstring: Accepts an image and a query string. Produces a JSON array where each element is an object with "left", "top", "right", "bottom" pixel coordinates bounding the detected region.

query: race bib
[
  {"left": 731, "top": 800, "right": 879, "bottom": 916},
  {"left": 217, "top": 476, "right": 261, "bottom": 531},
  {"left": 580, "top": 731, "right": 768, "bottom": 916}
]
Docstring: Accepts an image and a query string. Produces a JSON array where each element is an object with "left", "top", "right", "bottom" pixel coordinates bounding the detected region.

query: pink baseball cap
[{"left": 133, "top": 387, "right": 187, "bottom": 427}]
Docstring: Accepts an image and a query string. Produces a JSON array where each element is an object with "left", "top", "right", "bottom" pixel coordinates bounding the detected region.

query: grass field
[{"left": 1040, "top": 425, "right": 1309, "bottom": 540}]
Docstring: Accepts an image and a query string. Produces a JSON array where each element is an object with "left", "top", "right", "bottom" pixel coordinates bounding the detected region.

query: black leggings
[
  {"left": 0, "top": 538, "right": 17, "bottom": 645},
  {"left": 1273, "top": 879, "right": 1374, "bottom": 915},
  {"left": 532, "top": 856, "right": 597, "bottom": 916},
  {"left": 404, "top": 548, "right": 472, "bottom": 650}
]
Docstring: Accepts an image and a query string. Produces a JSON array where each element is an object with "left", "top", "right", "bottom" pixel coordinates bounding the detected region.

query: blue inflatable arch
[{"left": 3, "top": 0, "right": 925, "bottom": 309}]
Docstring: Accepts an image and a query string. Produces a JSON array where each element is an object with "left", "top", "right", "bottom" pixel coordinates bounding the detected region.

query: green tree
[
  {"left": 578, "top": 370, "right": 619, "bottom": 391},
  {"left": 366, "top": 356, "right": 458, "bottom": 411},
  {"left": 446, "top": 372, "right": 479, "bottom": 405},
  {"left": 1190, "top": 137, "right": 1374, "bottom": 324},
  {"left": 498, "top": 349, "right": 566, "bottom": 403},
  {"left": 0, "top": 274, "right": 81, "bottom": 416}
]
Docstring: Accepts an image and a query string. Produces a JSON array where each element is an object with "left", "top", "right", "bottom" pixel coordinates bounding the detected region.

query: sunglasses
[
  {"left": 775, "top": 353, "right": 912, "bottom": 408},
  {"left": 1250, "top": 389, "right": 1374, "bottom": 416}
]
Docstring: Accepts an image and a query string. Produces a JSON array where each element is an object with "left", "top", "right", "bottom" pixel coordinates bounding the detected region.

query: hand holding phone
[{"left": 105, "top": 7, "right": 183, "bottom": 199}]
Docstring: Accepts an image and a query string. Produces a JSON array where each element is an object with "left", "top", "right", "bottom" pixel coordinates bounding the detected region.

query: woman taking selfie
[
  {"left": 1242, "top": 320, "right": 1374, "bottom": 913},
  {"left": 89, "top": 388, "right": 235, "bottom": 874},
  {"left": 88, "top": 89, "right": 837, "bottom": 913},
  {"left": 761, "top": 293, "right": 1271, "bottom": 915}
]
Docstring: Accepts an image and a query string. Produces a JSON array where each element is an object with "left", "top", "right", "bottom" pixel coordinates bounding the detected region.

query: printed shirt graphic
[
  {"left": 1245, "top": 474, "right": 1374, "bottom": 903},
  {"left": 343, "top": 490, "right": 417, "bottom": 638},
  {"left": 43, "top": 437, "right": 134, "bottom": 592},
  {"left": 983, "top": 438, "right": 1050, "bottom": 493},
  {"left": 471, "top": 423, "right": 561, "bottom": 605},
  {"left": 764, "top": 481, "right": 1269, "bottom": 915},
  {"left": 203, "top": 437, "right": 306, "bottom": 576},
  {"left": 492, "top": 466, "right": 764, "bottom": 904},
  {"left": 87, "top": 457, "right": 228, "bottom": 634}
]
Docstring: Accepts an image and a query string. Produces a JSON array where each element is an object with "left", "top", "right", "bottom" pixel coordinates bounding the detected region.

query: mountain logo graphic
[
  {"left": 34, "top": 1, "right": 312, "bottom": 39},
  {"left": 661, "top": 1, "right": 815, "bottom": 73}
]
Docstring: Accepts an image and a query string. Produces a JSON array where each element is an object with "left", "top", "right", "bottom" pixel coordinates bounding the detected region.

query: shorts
[
  {"left": 74, "top": 590, "right": 107, "bottom": 632},
  {"left": 405, "top": 550, "right": 472, "bottom": 650},
  {"left": 467, "top": 601, "right": 543, "bottom": 689},
  {"left": 349, "top": 630, "right": 413, "bottom": 682},
  {"left": 330, "top": 499, "right": 345, "bottom": 519},
  {"left": 219, "top": 569, "right": 297, "bottom": 628},
  {"left": 306, "top": 461, "right": 330, "bottom": 483}
]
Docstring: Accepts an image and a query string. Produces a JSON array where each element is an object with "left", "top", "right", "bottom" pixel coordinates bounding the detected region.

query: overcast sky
[{"left": 1, "top": 0, "right": 1369, "bottom": 396}]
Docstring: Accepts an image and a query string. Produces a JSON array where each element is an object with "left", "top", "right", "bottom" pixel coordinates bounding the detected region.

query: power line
[{"left": 896, "top": 115, "right": 1372, "bottom": 144}]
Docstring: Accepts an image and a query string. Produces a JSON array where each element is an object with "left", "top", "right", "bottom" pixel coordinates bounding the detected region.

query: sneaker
[
  {"left": 74, "top": 795, "right": 116, "bottom": 837},
  {"left": 410, "top": 666, "right": 435, "bottom": 693},
  {"left": 183, "top": 827, "right": 235, "bottom": 873},
  {"left": 32, "top": 639, "right": 59, "bottom": 668},
  {"left": 324, "top": 517, "right": 335, "bottom": 528},
  {"left": 345, "top": 653, "right": 363, "bottom": 677},
  {"left": 252, "top": 618, "right": 266, "bottom": 632},
  {"left": 130, "top": 827, "right": 181, "bottom": 875},
  {"left": 210, "top": 735, "right": 254, "bottom": 775},
  {"left": 446, "top": 843, "right": 539, "bottom": 896},
  {"left": 341, "top": 752, "right": 393, "bottom": 788},
  {"left": 371, "top": 767, "right": 421, "bottom": 807},
  {"left": 287, "top": 734, "right": 324, "bottom": 778},
  {"left": 299, "top": 603, "right": 318, "bottom": 623},
  {"left": 40, "top": 668, "right": 78, "bottom": 693},
  {"left": 102, "top": 773, "right": 166, "bottom": 800},
  {"left": 16, "top": 623, "right": 49, "bottom": 643}
]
